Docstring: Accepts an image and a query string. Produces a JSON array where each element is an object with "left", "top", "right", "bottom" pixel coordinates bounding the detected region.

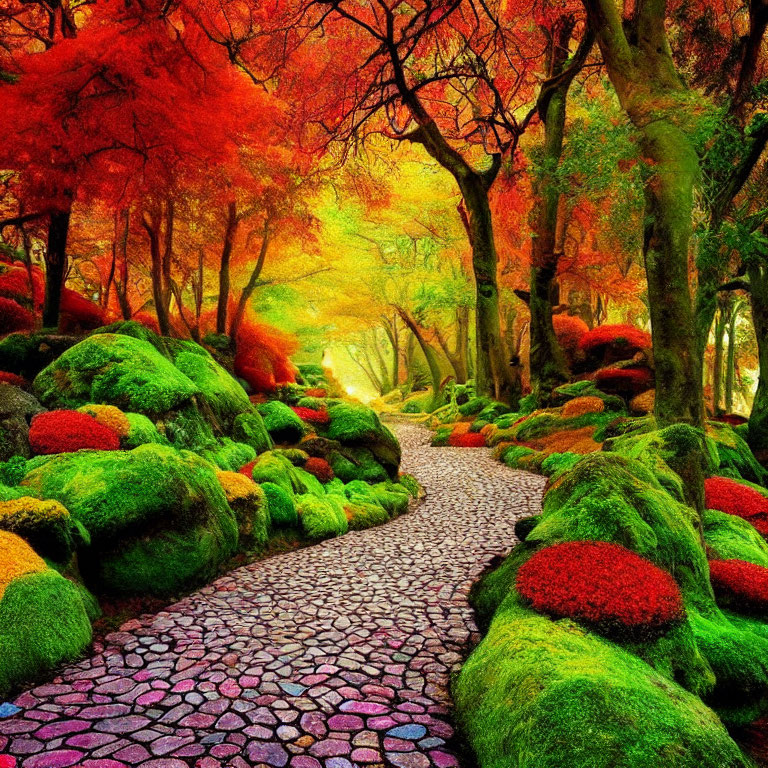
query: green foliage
[
  {"left": 257, "top": 401, "right": 307, "bottom": 443},
  {"left": 329, "top": 447, "right": 388, "bottom": 483},
  {"left": 296, "top": 494, "right": 348, "bottom": 539},
  {"left": 398, "top": 473, "right": 421, "bottom": 498},
  {"left": 707, "top": 422, "right": 767, "bottom": 485},
  {"left": 34, "top": 333, "right": 200, "bottom": 414},
  {"left": 291, "top": 466, "right": 325, "bottom": 496},
  {"left": 273, "top": 448, "right": 310, "bottom": 466},
  {"left": 454, "top": 606, "right": 750, "bottom": 768},
  {"left": 248, "top": 452, "right": 295, "bottom": 493},
  {"left": 540, "top": 452, "right": 581, "bottom": 478},
  {"left": 0, "top": 570, "right": 92, "bottom": 699},
  {"left": 345, "top": 501, "right": 389, "bottom": 530},
  {"left": 552, "top": 380, "right": 625, "bottom": 411},
  {"left": 459, "top": 397, "right": 493, "bottom": 417},
  {"left": 499, "top": 445, "right": 540, "bottom": 471},
  {"left": 261, "top": 482, "right": 298, "bottom": 528}
]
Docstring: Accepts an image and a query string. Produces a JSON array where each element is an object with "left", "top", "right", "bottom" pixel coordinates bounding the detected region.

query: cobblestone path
[{"left": 0, "top": 423, "right": 546, "bottom": 768}]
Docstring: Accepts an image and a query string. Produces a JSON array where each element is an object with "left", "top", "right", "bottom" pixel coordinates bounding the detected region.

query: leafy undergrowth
[{"left": 0, "top": 323, "right": 420, "bottom": 698}]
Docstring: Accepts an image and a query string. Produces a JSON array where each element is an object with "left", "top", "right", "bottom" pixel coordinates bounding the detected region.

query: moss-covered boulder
[
  {"left": 0, "top": 531, "right": 92, "bottom": 697},
  {"left": 20, "top": 444, "right": 238, "bottom": 596},
  {"left": 704, "top": 508, "right": 768, "bottom": 567},
  {"left": 261, "top": 481, "right": 298, "bottom": 528},
  {"left": 122, "top": 412, "right": 168, "bottom": 449},
  {"left": 257, "top": 401, "right": 307, "bottom": 444},
  {"left": 0, "top": 382, "right": 45, "bottom": 461},
  {"left": 34, "top": 333, "right": 200, "bottom": 415},
  {"left": 216, "top": 471, "right": 268, "bottom": 550},
  {"left": 296, "top": 494, "right": 348, "bottom": 539},
  {"left": 454, "top": 606, "right": 750, "bottom": 768},
  {"left": 232, "top": 411, "right": 273, "bottom": 455}
]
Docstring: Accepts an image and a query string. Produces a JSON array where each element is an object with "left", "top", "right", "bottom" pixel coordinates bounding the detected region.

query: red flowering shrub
[
  {"left": 516, "top": 540, "right": 684, "bottom": 638},
  {"left": 0, "top": 297, "right": 35, "bottom": 334},
  {"left": 0, "top": 263, "right": 44, "bottom": 307},
  {"left": 0, "top": 371, "right": 26, "bottom": 387},
  {"left": 579, "top": 324, "right": 651, "bottom": 354},
  {"left": 58, "top": 288, "right": 107, "bottom": 333},
  {"left": 594, "top": 367, "right": 653, "bottom": 397},
  {"left": 304, "top": 457, "right": 334, "bottom": 483},
  {"left": 292, "top": 406, "right": 330, "bottom": 425},
  {"left": 28, "top": 410, "right": 121, "bottom": 455},
  {"left": 239, "top": 460, "right": 257, "bottom": 479},
  {"left": 705, "top": 477, "right": 768, "bottom": 537},
  {"left": 449, "top": 432, "right": 487, "bottom": 448},
  {"left": 553, "top": 315, "right": 589, "bottom": 365},
  {"left": 709, "top": 559, "right": 768, "bottom": 613}
]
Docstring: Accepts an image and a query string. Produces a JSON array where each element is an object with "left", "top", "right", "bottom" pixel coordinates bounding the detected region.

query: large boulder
[
  {"left": 20, "top": 444, "right": 239, "bottom": 596},
  {"left": 0, "top": 383, "right": 45, "bottom": 460}
]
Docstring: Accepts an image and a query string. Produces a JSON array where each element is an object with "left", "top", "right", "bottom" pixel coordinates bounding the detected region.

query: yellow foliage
[
  {"left": 0, "top": 497, "right": 70, "bottom": 524},
  {"left": 78, "top": 404, "right": 131, "bottom": 437},
  {"left": 562, "top": 396, "right": 605, "bottom": 418},
  {"left": 0, "top": 530, "right": 47, "bottom": 600},
  {"left": 445, "top": 422, "right": 472, "bottom": 435}
]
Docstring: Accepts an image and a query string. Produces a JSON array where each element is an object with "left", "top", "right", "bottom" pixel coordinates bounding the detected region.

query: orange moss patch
[
  {"left": 77, "top": 404, "right": 132, "bottom": 438},
  {"left": 630, "top": 389, "right": 655, "bottom": 415},
  {"left": 524, "top": 426, "right": 602, "bottom": 456},
  {"left": 0, "top": 530, "right": 47, "bottom": 601},
  {"left": 216, "top": 470, "right": 260, "bottom": 503},
  {"left": 446, "top": 422, "right": 473, "bottom": 436},
  {"left": 562, "top": 396, "right": 605, "bottom": 418}
]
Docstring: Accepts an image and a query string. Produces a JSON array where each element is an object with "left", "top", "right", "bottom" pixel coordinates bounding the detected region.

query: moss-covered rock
[
  {"left": 232, "top": 411, "right": 273, "bottom": 455},
  {"left": 0, "top": 496, "right": 88, "bottom": 562},
  {"left": 345, "top": 501, "right": 389, "bottom": 530},
  {"left": 296, "top": 494, "right": 348, "bottom": 539},
  {"left": 704, "top": 508, "right": 768, "bottom": 567},
  {"left": 261, "top": 482, "right": 298, "bottom": 528},
  {"left": 0, "top": 559, "right": 92, "bottom": 698},
  {"left": 0, "top": 382, "right": 45, "bottom": 461},
  {"left": 199, "top": 438, "right": 256, "bottom": 472},
  {"left": 34, "top": 333, "right": 200, "bottom": 415},
  {"left": 707, "top": 421, "right": 768, "bottom": 485},
  {"left": 216, "top": 471, "right": 268, "bottom": 550},
  {"left": 329, "top": 447, "right": 389, "bottom": 483},
  {"left": 122, "top": 412, "right": 168, "bottom": 449},
  {"left": 257, "top": 401, "right": 307, "bottom": 444},
  {"left": 454, "top": 606, "right": 750, "bottom": 768},
  {"left": 20, "top": 444, "right": 238, "bottom": 596}
]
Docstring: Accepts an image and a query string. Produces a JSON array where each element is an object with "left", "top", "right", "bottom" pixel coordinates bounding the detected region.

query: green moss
[
  {"left": 514, "top": 410, "right": 615, "bottom": 442},
  {"left": 291, "top": 467, "right": 325, "bottom": 497},
  {"left": 162, "top": 405, "right": 216, "bottom": 451},
  {"left": 477, "top": 403, "right": 512, "bottom": 422},
  {"left": 0, "top": 482, "right": 31, "bottom": 501},
  {"left": 492, "top": 413, "right": 522, "bottom": 429},
  {"left": 296, "top": 494, "right": 348, "bottom": 539},
  {"left": 20, "top": 444, "right": 238, "bottom": 596},
  {"left": 248, "top": 453, "right": 295, "bottom": 494},
  {"left": 0, "top": 570, "right": 92, "bottom": 698},
  {"left": 324, "top": 478, "right": 346, "bottom": 497},
  {"left": 398, "top": 473, "right": 421, "bottom": 498},
  {"left": 222, "top": 483, "right": 268, "bottom": 552},
  {"left": 122, "top": 412, "right": 168, "bottom": 449},
  {"left": 257, "top": 401, "right": 307, "bottom": 444},
  {"left": 329, "top": 447, "right": 388, "bottom": 483},
  {"left": 273, "top": 448, "right": 310, "bottom": 466},
  {"left": 518, "top": 393, "right": 537, "bottom": 414},
  {"left": 0, "top": 455, "right": 27, "bottom": 486},
  {"left": 454, "top": 607, "right": 750, "bottom": 768},
  {"left": 232, "top": 411, "right": 273, "bottom": 455},
  {"left": 344, "top": 480, "right": 409, "bottom": 518},
  {"left": 703, "top": 508, "right": 768, "bottom": 566},
  {"left": 540, "top": 452, "right": 581, "bottom": 478},
  {"left": 199, "top": 438, "right": 256, "bottom": 472},
  {"left": 499, "top": 445, "right": 541, "bottom": 471},
  {"left": 431, "top": 426, "right": 453, "bottom": 447},
  {"left": 326, "top": 403, "right": 400, "bottom": 476},
  {"left": 458, "top": 397, "right": 493, "bottom": 417},
  {"left": 297, "top": 396, "right": 327, "bottom": 410},
  {"left": 261, "top": 482, "right": 298, "bottom": 528},
  {"left": 707, "top": 421, "right": 767, "bottom": 485},
  {"left": 552, "top": 380, "right": 625, "bottom": 410},
  {"left": 167, "top": 340, "right": 251, "bottom": 428},
  {"left": 34, "top": 333, "right": 200, "bottom": 415},
  {"left": 535, "top": 454, "right": 711, "bottom": 608},
  {"left": 345, "top": 501, "right": 389, "bottom": 530}
]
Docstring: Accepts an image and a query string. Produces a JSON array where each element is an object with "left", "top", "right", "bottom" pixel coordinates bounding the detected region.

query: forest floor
[{"left": 0, "top": 424, "right": 545, "bottom": 768}]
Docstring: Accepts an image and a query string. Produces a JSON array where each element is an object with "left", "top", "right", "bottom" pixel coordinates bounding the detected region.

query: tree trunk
[
  {"left": 641, "top": 122, "right": 704, "bottom": 427},
  {"left": 748, "top": 265, "right": 768, "bottom": 455},
  {"left": 141, "top": 213, "right": 171, "bottom": 336},
  {"left": 459, "top": 174, "right": 517, "bottom": 404},
  {"left": 725, "top": 301, "right": 738, "bottom": 414},
  {"left": 216, "top": 201, "right": 238, "bottom": 335},
  {"left": 713, "top": 301, "right": 727, "bottom": 416},
  {"left": 231, "top": 220, "right": 271, "bottom": 341},
  {"left": 398, "top": 309, "right": 443, "bottom": 411},
  {"left": 43, "top": 206, "right": 72, "bottom": 329}
]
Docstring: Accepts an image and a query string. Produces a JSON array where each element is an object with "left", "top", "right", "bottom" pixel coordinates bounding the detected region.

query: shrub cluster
[
  {"left": 579, "top": 324, "right": 651, "bottom": 354},
  {"left": 705, "top": 477, "right": 768, "bottom": 537},
  {"left": 516, "top": 540, "right": 684, "bottom": 638},
  {"left": 291, "top": 406, "right": 330, "bottom": 425},
  {"left": 28, "top": 410, "right": 121, "bottom": 454},
  {"left": 449, "top": 431, "right": 487, "bottom": 448},
  {"left": 709, "top": 559, "right": 768, "bottom": 614},
  {"left": 304, "top": 456, "right": 334, "bottom": 482}
]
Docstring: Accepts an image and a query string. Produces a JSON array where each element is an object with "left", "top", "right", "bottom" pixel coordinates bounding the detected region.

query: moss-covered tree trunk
[
  {"left": 43, "top": 206, "right": 72, "bottom": 330},
  {"left": 748, "top": 265, "right": 768, "bottom": 455},
  {"left": 712, "top": 300, "right": 728, "bottom": 415},
  {"left": 585, "top": 0, "right": 704, "bottom": 429},
  {"left": 725, "top": 301, "right": 739, "bottom": 413}
]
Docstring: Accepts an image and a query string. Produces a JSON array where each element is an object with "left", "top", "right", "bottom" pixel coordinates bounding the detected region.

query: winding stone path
[{"left": 0, "top": 423, "right": 545, "bottom": 768}]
